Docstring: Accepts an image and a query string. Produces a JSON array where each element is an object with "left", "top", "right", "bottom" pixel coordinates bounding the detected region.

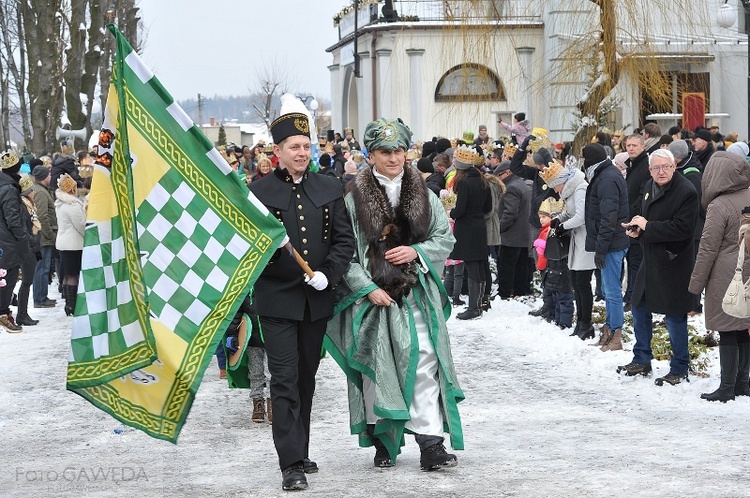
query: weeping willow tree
[{"left": 345, "top": 0, "right": 723, "bottom": 145}]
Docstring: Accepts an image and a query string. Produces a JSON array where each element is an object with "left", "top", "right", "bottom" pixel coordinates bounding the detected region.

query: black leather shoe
[
  {"left": 281, "top": 463, "right": 307, "bottom": 491},
  {"left": 302, "top": 458, "right": 318, "bottom": 474},
  {"left": 420, "top": 443, "right": 457, "bottom": 471},
  {"left": 15, "top": 313, "right": 39, "bottom": 326}
]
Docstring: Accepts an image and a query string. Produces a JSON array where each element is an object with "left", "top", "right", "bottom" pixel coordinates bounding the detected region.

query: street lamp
[{"left": 717, "top": 0, "right": 750, "bottom": 139}]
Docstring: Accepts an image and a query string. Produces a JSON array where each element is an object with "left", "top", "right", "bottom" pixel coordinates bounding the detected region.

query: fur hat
[
  {"left": 57, "top": 173, "right": 77, "bottom": 194},
  {"left": 19, "top": 174, "right": 34, "bottom": 196},
  {"left": 422, "top": 141, "right": 436, "bottom": 158},
  {"left": 582, "top": 143, "right": 608, "bottom": 168},
  {"left": 514, "top": 112, "right": 526, "bottom": 122},
  {"left": 454, "top": 145, "right": 478, "bottom": 170},
  {"left": 435, "top": 138, "right": 452, "bottom": 154}
]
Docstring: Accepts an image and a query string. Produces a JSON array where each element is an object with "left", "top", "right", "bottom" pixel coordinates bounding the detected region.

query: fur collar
[
  {"left": 350, "top": 166, "right": 431, "bottom": 246},
  {"left": 55, "top": 190, "right": 83, "bottom": 205}
]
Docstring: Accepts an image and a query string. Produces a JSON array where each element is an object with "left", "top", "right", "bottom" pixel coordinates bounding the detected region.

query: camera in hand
[{"left": 627, "top": 225, "right": 639, "bottom": 232}]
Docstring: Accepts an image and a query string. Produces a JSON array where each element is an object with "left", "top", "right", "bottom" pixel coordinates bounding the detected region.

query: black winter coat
[
  {"left": 630, "top": 173, "right": 699, "bottom": 314},
  {"left": 449, "top": 168, "right": 491, "bottom": 261},
  {"left": 248, "top": 167, "right": 355, "bottom": 322},
  {"left": 425, "top": 172, "right": 445, "bottom": 196},
  {"left": 694, "top": 144, "right": 714, "bottom": 170},
  {"left": 676, "top": 153, "right": 704, "bottom": 242},
  {"left": 498, "top": 173, "right": 532, "bottom": 248},
  {"left": 0, "top": 172, "right": 29, "bottom": 269},
  {"left": 509, "top": 148, "right": 558, "bottom": 229},
  {"left": 50, "top": 155, "right": 84, "bottom": 194},
  {"left": 625, "top": 151, "right": 650, "bottom": 219},
  {"left": 584, "top": 159, "right": 629, "bottom": 255}
]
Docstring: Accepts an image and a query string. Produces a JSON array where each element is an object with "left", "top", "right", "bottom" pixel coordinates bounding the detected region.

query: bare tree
[{"left": 249, "top": 62, "right": 297, "bottom": 129}]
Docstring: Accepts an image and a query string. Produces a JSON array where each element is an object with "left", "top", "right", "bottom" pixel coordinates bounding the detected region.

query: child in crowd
[{"left": 533, "top": 198, "right": 574, "bottom": 329}]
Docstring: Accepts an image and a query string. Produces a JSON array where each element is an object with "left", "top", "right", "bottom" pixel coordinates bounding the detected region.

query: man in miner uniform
[{"left": 248, "top": 94, "right": 355, "bottom": 491}]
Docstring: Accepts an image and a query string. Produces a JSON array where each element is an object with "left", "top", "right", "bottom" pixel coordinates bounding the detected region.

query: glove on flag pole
[{"left": 65, "top": 25, "right": 286, "bottom": 442}]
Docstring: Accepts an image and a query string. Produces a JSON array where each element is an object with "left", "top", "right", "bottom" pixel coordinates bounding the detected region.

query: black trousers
[
  {"left": 497, "top": 245, "right": 529, "bottom": 298},
  {"left": 0, "top": 265, "right": 19, "bottom": 315},
  {"left": 261, "top": 308, "right": 327, "bottom": 470},
  {"left": 571, "top": 269, "right": 594, "bottom": 322}
]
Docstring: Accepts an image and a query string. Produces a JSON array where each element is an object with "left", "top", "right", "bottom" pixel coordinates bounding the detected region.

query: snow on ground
[{"left": 1, "top": 286, "right": 750, "bottom": 498}]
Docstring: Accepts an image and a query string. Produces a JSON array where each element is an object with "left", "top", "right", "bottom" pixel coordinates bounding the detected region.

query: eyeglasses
[{"left": 649, "top": 164, "right": 674, "bottom": 172}]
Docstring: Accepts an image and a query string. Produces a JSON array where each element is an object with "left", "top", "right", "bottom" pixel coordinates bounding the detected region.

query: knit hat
[
  {"left": 539, "top": 160, "right": 572, "bottom": 188},
  {"left": 667, "top": 126, "right": 681, "bottom": 136},
  {"left": 514, "top": 112, "right": 526, "bottom": 122},
  {"left": 668, "top": 140, "right": 690, "bottom": 160},
  {"left": 658, "top": 135, "right": 673, "bottom": 147},
  {"left": 363, "top": 118, "right": 413, "bottom": 151},
  {"left": 582, "top": 143, "right": 608, "bottom": 168},
  {"left": 318, "top": 153, "right": 332, "bottom": 167},
  {"left": 422, "top": 141, "right": 436, "bottom": 158},
  {"left": 462, "top": 130, "right": 475, "bottom": 143},
  {"left": 435, "top": 138, "right": 452, "bottom": 154},
  {"left": 29, "top": 158, "right": 43, "bottom": 169},
  {"left": 344, "top": 160, "right": 358, "bottom": 175},
  {"left": 454, "top": 145, "right": 478, "bottom": 170},
  {"left": 694, "top": 128, "right": 712, "bottom": 143},
  {"left": 727, "top": 141, "right": 750, "bottom": 158},
  {"left": 417, "top": 157, "right": 434, "bottom": 173},
  {"left": 19, "top": 174, "right": 34, "bottom": 196},
  {"left": 32, "top": 165, "right": 50, "bottom": 183},
  {"left": 57, "top": 173, "right": 77, "bottom": 194},
  {"left": 532, "top": 147, "right": 554, "bottom": 166}
]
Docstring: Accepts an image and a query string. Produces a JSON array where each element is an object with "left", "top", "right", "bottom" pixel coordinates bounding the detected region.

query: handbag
[{"left": 722, "top": 239, "right": 750, "bottom": 318}]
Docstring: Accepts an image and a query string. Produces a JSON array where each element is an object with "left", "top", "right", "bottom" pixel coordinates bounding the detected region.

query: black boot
[
  {"left": 367, "top": 425, "right": 393, "bottom": 467},
  {"left": 65, "top": 285, "right": 78, "bottom": 316},
  {"left": 16, "top": 285, "right": 38, "bottom": 326},
  {"left": 457, "top": 280, "right": 482, "bottom": 320},
  {"left": 576, "top": 322, "right": 595, "bottom": 341},
  {"left": 735, "top": 341, "right": 750, "bottom": 397},
  {"left": 701, "top": 345, "right": 738, "bottom": 402},
  {"left": 479, "top": 282, "right": 491, "bottom": 312},
  {"left": 420, "top": 441, "right": 457, "bottom": 471},
  {"left": 570, "top": 321, "right": 582, "bottom": 337}
]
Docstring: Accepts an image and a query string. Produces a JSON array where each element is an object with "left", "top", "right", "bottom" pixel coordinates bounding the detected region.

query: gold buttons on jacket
[
  {"left": 298, "top": 204, "right": 303, "bottom": 210},
  {"left": 300, "top": 215, "right": 305, "bottom": 221},
  {"left": 301, "top": 227, "right": 307, "bottom": 232},
  {"left": 303, "top": 250, "right": 308, "bottom": 255},
  {"left": 302, "top": 238, "right": 307, "bottom": 244}
]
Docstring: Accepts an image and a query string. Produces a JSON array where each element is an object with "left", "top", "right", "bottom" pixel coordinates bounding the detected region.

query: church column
[
  {"left": 406, "top": 48, "right": 425, "bottom": 140},
  {"left": 328, "top": 63, "right": 341, "bottom": 134},
  {"left": 358, "top": 51, "right": 373, "bottom": 138},
  {"left": 516, "top": 47, "right": 535, "bottom": 121},
  {"left": 376, "top": 49, "right": 392, "bottom": 118}
]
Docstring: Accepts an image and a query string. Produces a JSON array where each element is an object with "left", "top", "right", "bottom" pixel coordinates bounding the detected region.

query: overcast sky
[{"left": 138, "top": 0, "right": 349, "bottom": 102}]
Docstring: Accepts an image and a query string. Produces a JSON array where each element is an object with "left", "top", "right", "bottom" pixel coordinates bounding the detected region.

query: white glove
[
  {"left": 305, "top": 271, "right": 328, "bottom": 291},
  {"left": 278, "top": 234, "right": 290, "bottom": 249}
]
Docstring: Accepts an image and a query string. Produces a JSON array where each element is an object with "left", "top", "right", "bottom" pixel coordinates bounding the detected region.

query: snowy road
[{"left": 2, "top": 293, "right": 749, "bottom": 497}]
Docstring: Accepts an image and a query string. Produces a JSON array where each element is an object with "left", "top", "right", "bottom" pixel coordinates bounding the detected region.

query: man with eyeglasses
[{"left": 617, "top": 149, "right": 699, "bottom": 387}]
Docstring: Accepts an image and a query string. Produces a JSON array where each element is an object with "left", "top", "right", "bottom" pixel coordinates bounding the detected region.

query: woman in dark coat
[{"left": 449, "top": 147, "right": 492, "bottom": 320}]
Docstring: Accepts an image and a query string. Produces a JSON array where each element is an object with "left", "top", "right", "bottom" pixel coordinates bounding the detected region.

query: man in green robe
[{"left": 325, "top": 118, "right": 464, "bottom": 471}]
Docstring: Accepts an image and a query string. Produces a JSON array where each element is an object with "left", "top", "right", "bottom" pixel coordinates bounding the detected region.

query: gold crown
[
  {"left": 1, "top": 149, "right": 19, "bottom": 170},
  {"left": 19, "top": 174, "right": 33, "bottom": 193},
  {"left": 57, "top": 173, "right": 77, "bottom": 193},
  {"left": 529, "top": 131, "right": 553, "bottom": 153},
  {"left": 539, "top": 197, "right": 565, "bottom": 215},
  {"left": 503, "top": 143, "right": 517, "bottom": 157},
  {"left": 454, "top": 144, "right": 478, "bottom": 165},
  {"left": 539, "top": 160, "right": 565, "bottom": 185}
]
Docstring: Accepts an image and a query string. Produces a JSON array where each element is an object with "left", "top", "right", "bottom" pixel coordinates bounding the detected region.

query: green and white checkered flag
[{"left": 66, "top": 25, "right": 286, "bottom": 442}]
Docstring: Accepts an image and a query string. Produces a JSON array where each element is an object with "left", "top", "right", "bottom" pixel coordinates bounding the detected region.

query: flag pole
[{"left": 285, "top": 242, "right": 315, "bottom": 278}]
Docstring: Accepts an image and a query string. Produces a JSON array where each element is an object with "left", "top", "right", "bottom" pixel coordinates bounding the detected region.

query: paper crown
[
  {"left": 18, "top": 174, "right": 33, "bottom": 194},
  {"left": 462, "top": 130, "right": 475, "bottom": 142},
  {"left": 454, "top": 144, "right": 479, "bottom": 166},
  {"left": 538, "top": 197, "right": 565, "bottom": 215},
  {"left": 57, "top": 173, "right": 77, "bottom": 193},
  {"left": 1, "top": 149, "right": 20, "bottom": 170},
  {"left": 539, "top": 160, "right": 565, "bottom": 185},
  {"left": 503, "top": 143, "right": 517, "bottom": 157},
  {"left": 344, "top": 127, "right": 354, "bottom": 134},
  {"left": 529, "top": 133, "right": 553, "bottom": 154}
]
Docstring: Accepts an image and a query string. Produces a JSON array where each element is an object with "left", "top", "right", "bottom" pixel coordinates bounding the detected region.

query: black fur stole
[{"left": 350, "top": 167, "right": 432, "bottom": 305}]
